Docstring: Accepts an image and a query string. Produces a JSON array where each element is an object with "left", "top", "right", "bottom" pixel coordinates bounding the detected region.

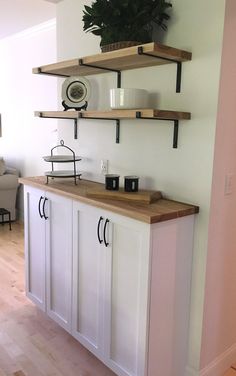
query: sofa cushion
[
  {"left": 0, "top": 174, "right": 18, "bottom": 190},
  {"left": 0, "top": 158, "right": 6, "bottom": 176}
]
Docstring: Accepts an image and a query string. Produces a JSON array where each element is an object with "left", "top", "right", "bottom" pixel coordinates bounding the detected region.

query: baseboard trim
[
  {"left": 185, "top": 365, "right": 199, "bottom": 376},
  {"left": 199, "top": 343, "right": 236, "bottom": 376}
]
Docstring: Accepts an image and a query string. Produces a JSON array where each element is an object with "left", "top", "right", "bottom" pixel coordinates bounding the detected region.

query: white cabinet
[
  {"left": 72, "top": 201, "right": 195, "bottom": 376},
  {"left": 24, "top": 185, "right": 195, "bottom": 376},
  {"left": 24, "top": 185, "right": 73, "bottom": 332},
  {"left": 72, "top": 201, "right": 151, "bottom": 376}
]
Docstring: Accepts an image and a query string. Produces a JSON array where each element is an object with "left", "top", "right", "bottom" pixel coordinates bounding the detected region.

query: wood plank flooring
[
  {"left": 224, "top": 368, "right": 236, "bottom": 376},
  {"left": 2, "top": 222, "right": 236, "bottom": 376},
  {"left": 0, "top": 222, "right": 115, "bottom": 376}
]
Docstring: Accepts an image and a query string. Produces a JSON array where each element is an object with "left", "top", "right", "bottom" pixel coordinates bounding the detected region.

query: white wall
[
  {"left": 200, "top": 0, "right": 236, "bottom": 374},
  {"left": 56, "top": 0, "right": 226, "bottom": 374},
  {"left": 0, "top": 20, "right": 57, "bottom": 217},
  {"left": 0, "top": 0, "right": 56, "bottom": 38}
]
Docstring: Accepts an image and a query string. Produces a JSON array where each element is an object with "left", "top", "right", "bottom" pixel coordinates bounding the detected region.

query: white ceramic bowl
[{"left": 110, "top": 88, "right": 148, "bottom": 109}]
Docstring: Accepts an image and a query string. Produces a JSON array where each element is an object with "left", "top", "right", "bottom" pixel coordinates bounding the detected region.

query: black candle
[
  {"left": 124, "top": 176, "right": 139, "bottom": 192},
  {"left": 105, "top": 174, "right": 120, "bottom": 190}
]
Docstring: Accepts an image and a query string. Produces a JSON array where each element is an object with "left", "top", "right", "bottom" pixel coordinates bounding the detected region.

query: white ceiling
[{"left": 0, "top": 0, "right": 58, "bottom": 39}]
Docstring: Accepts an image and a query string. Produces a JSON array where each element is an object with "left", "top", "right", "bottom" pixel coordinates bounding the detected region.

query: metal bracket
[
  {"left": 37, "top": 67, "right": 69, "bottom": 78},
  {"left": 78, "top": 113, "right": 120, "bottom": 143},
  {"left": 173, "top": 120, "right": 179, "bottom": 149},
  {"left": 115, "top": 120, "right": 120, "bottom": 143},
  {"left": 79, "top": 59, "right": 121, "bottom": 88},
  {"left": 136, "top": 111, "right": 179, "bottom": 148},
  {"left": 38, "top": 112, "right": 78, "bottom": 140},
  {"left": 137, "top": 46, "right": 183, "bottom": 93},
  {"left": 74, "top": 119, "right": 78, "bottom": 139}
]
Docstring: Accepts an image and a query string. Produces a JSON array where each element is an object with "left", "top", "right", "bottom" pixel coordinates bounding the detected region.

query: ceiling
[{"left": 0, "top": 0, "right": 59, "bottom": 39}]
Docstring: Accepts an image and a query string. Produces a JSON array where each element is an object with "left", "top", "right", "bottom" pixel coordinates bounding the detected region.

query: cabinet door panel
[
  {"left": 46, "top": 192, "right": 72, "bottom": 332},
  {"left": 111, "top": 226, "right": 141, "bottom": 372},
  {"left": 72, "top": 203, "right": 104, "bottom": 356},
  {"left": 24, "top": 187, "right": 46, "bottom": 311},
  {"left": 106, "top": 215, "right": 150, "bottom": 376}
]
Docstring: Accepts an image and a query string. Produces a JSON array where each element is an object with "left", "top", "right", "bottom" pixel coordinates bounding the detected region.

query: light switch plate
[{"left": 224, "top": 173, "right": 234, "bottom": 195}]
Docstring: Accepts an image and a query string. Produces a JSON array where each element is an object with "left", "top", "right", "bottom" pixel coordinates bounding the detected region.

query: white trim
[
  {"left": 185, "top": 365, "right": 199, "bottom": 376},
  {"left": 186, "top": 343, "right": 236, "bottom": 376},
  {"left": 0, "top": 19, "right": 56, "bottom": 42},
  {"left": 18, "top": 209, "right": 24, "bottom": 223}
]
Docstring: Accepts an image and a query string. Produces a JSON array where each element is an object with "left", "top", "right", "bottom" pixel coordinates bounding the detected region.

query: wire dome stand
[{"left": 43, "top": 140, "right": 82, "bottom": 185}]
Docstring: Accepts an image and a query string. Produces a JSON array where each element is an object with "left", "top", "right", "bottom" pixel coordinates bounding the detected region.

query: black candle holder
[
  {"left": 105, "top": 174, "right": 120, "bottom": 190},
  {"left": 124, "top": 176, "right": 139, "bottom": 192}
]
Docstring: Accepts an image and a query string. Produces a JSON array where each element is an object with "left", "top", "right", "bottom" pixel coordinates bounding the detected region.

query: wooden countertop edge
[{"left": 19, "top": 177, "right": 199, "bottom": 224}]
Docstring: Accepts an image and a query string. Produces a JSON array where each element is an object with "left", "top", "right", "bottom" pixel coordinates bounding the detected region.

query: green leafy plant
[{"left": 83, "top": 0, "right": 172, "bottom": 48}]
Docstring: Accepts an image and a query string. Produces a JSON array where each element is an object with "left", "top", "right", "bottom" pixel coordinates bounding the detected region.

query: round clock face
[{"left": 61, "top": 76, "right": 91, "bottom": 109}]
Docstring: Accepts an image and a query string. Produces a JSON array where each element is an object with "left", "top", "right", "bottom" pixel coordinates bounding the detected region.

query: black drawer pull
[
  {"left": 42, "top": 198, "right": 48, "bottom": 220},
  {"left": 38, "top": 196, "right": 44, "bottom": 218},
  {"left": 97, "top": 216, "right": 103, "bottom": 244},
  {"left": 104, "top": 219, "right": 109, "bottom": 247}
]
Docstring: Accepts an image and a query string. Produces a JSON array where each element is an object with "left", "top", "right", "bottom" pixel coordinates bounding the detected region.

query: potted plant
[{"left": 83, "top": 0, "right": 172, "bottom": 52}]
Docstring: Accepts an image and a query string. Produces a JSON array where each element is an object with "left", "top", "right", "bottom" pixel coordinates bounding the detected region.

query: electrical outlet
[{"left": 100, "top": 159, "right": 108, "bottom": 175}]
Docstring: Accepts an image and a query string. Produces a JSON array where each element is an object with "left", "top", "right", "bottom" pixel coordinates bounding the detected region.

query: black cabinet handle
[
  {"left": 38, "top": 196, "right": 44, "bottom": 218},
  {"left": 103, "top": 219, "right": 109, "bottom": 247},
  {"left": 97, "top": 216, "right": 103, "bottom": 244},
  {"left": 42, "top": 198, "right": 48, "bottom": 220}
]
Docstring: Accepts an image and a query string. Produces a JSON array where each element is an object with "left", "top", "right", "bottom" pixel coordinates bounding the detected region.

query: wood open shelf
[
  {"left": 33, "top": 42, "right": 192, "bottom": 147},
  {"left": 35, "top": 109, "right": 191, "bottom": 148},
  {"left": 32, "top": 42, "right": 192, "bottom": 78},
  {"left": 34, "top": 109, "right": 191, "bottom": 121}
]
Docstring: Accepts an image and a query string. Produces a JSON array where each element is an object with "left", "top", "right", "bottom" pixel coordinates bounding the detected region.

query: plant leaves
[{"left": 82, "top": 0, "right": 172, "bottom": 44}]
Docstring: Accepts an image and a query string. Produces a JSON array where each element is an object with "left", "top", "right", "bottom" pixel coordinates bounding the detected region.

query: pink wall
[{"left": 200, "top": 0, "right": 236, "bottom": 369}]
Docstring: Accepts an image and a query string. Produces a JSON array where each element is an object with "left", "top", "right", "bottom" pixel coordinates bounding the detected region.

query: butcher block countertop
[{"left": 19, "top": 176, "right": 199, "bottom": 224}]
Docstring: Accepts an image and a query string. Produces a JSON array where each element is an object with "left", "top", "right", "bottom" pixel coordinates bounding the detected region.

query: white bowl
[{"left": 110, "top": 88, "right": 148, "bottom": 109}]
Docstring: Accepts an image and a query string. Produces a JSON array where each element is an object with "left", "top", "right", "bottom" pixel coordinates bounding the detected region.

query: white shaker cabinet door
[
  {"left": 24, "top": 186, "right": 46, "bottom": 312},
  {"left": 72, "top": 202, "right": 105, "bottom": 358},
  {"left": 105, "top": 211, "right": 150, "bottom": 376},
  {"left": 24, "top": 186, "right": 73, "bottom": 333},
  {"left": 72, "top": 201, "right": 150, "bottom": 376},
  {"left": 45, "top": 192, "right": 73, "bottom": 333}
]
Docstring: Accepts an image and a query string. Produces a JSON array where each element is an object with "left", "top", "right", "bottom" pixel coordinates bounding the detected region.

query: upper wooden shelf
[
  {"left": 34, "top": 109, "right": 191, "bottom": 121},
  {"left": 32, "top": 42, "right": 192, "bottom": 77}
]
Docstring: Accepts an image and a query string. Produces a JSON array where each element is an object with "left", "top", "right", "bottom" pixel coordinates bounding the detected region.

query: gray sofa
[{"left": 0, "top": 161, "right": 19, "bottom": 221}]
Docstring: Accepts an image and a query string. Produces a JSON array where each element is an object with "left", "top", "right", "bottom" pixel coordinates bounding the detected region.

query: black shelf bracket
[
  {"left": 37, "top": 112, "right": 78, "bottom": 140},
  {"left": 136, "top": 111, "right": 179, "bottom": 148},
  {"left": 137, "top": 46, "right": 183, "bottom": 93},
  {"left": 173, "top": 120, "right": 179, "bottom": 149},
  {"left": 115, "top": 120, "right": 120, "bottom": 143},
  {"left": 79, "top": 59, "right": 121, "bottom": 88},
  {"left": 37, "top": 67, "right": 69, "bottom": 78},
  {"left": 74, "top": 118, "right": 78, "bottom": 139},
  {"left": 78, "top": 113, "right": 120, "bottom": 143}
]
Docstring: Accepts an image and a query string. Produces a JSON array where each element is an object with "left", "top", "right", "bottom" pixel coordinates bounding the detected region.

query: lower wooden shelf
[
  {"left": 34, "top": 109, "right": 191, "bottom": 148},
  {"left": 35, "top": 109, "right": 190, "bottom": 120}
]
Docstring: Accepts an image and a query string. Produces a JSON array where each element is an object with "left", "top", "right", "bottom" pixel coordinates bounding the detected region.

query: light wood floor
[
  {"left": 1, "top": 222, "right": 236, "bottom": 376},
  {"left": 0, "top": 222, "right": 115, "bottom": 376},
  {"left": 225, "top": 366, "right": 236, "bottom": 375}
]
